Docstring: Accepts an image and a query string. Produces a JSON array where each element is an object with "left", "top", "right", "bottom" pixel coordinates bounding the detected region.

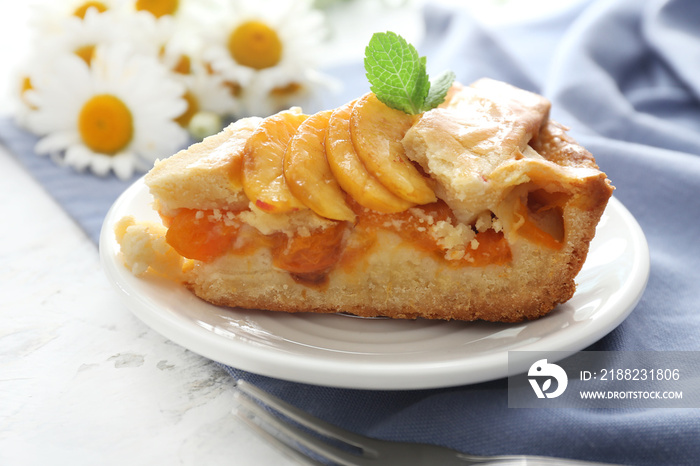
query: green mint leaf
[
  {"left": 412, "top": 56, "right": 430, "bottom": 112},
  {"left": 364, "top": 32, "right": 455, "bottom": 115},
  {"left": 364, "top": 32, "right": 430, "bottom": 114},
  {"left": 423, "top": 70, "right": 456, "bottom": 111}
]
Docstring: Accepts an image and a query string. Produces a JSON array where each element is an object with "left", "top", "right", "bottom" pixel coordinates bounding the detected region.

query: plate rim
[{"left": 99, "top": 178, "right": 650, "bottom": 389}]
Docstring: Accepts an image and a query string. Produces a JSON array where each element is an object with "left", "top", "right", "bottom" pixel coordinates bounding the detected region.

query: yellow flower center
[
  {"left": 73, "top": 2, "right": 108, "bottom": 19},
  {"left": 74, "top": 44, "right": 96, "bottom": 66},
  {"left": 20, "top": 76, "right": 37, "bottom": 109},
  {"left": 270, "top": 82, "right": 302, "bottom": 97},
  {"left": 172, "top": 54, "right": 191, "bottom": 75},
  {"left": 175, "top": 91, "right": 199, "bottom": 127},
  {"left": 78, "top": 94, "right": 133, "bottom": 155},
  {"left": 224, "top": 80, "right": 242, "bottom": 97},
  {"left": 228, "top": 21, "right": 283, "bottom": 70},
  {"left": 135, "top": 0, "right": 179, "bottom": 18},
  {"left": 21, "top": 76, "right": 33, "bottom": 93}
]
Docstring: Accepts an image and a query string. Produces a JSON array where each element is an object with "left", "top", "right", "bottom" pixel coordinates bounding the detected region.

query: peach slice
[
  {"left": 350, "top": 93, "right": 436, "bottom": 205},
  {"left": 284, "top": 109, "right": 356, "bottom": 222},
  {"left": 242, "top": 108, "right": 309, "bottom": 213},
  {"left": 326, "top": 101, "right": 414, "bottom": 213}
]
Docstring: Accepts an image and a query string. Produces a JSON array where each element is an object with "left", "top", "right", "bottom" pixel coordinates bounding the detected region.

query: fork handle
[{"left": 460, "top": 455, "right": 620, "bottom": 465}]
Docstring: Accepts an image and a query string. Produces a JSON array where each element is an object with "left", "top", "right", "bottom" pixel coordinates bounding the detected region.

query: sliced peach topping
[
  {"left": 350, "top": 93, "right": 436, "bottom": 205},
  {"left": 242, "top": 109, "right": 309, "bottom": 213},
  {"left": 326, "top": 101, "right": 414, "bottom": 213},
  {"left": 284, "top": 110, "right": 356, "bottom": 222}
]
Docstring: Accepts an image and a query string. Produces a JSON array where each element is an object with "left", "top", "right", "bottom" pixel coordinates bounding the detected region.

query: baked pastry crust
[{"left": 117, "top": 79, "right": 613, "bottom": 322}]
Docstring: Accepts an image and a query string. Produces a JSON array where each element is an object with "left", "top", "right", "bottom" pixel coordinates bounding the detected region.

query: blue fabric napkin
[
  {"left": 0, "top": 124, "right": 136, "bottom": 244},
  {"left": 3, "top": 0, "right": 699, "bottom": 464}
]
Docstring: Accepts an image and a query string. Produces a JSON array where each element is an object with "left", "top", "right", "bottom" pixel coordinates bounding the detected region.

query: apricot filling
[
  {"left": 165, "top": 209, "right": 240, "bottom": 262},
  {"left": 271, "top": 222, "right": 348, "bottom": 285},
  {"left": 514, "top": 189, "right": 569, "bottom": 250},
  {"left": 162, "top": 199, "right": 512, "bottom": 285},
  {"left": 356, "top": 200, "right": 511, "bottom": 266}
]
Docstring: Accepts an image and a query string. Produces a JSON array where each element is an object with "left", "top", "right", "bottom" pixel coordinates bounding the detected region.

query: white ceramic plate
[{"left": 100, "top": 178, "right": 649, "bottom": 390}]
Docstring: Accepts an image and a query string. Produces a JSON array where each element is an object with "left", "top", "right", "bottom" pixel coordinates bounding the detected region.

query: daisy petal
[
  {"left": 89, "top": 153, "right": 113, "bottom": 177},
  {"left": 35, "top": 131, "right": 79, "bottom": 155},
  {"left": 64, "top": 145, "right": 92, "bottom": 171},
  {"left": 112, "top": 153, "right": 136, "bottom": 180}
]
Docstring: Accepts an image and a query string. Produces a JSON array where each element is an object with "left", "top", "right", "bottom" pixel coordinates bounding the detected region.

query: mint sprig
[{"left": 364, "top": 31, "right": 455, "bottom": 115}]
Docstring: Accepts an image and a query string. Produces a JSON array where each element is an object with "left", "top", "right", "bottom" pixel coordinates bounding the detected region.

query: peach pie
[{"left": 115, "top": 79, "right": 613, "bottom": 322}]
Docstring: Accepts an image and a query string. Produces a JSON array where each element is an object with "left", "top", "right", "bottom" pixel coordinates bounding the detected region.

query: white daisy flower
[
  {"left": 127, "top": 0, "right": 221, "bottom": 21},
  {"left": 173, "top": 62, "right": 240, "bottom": 131},
  {"left": 28, "top": 0, "right": 126, "bottom": 37},
  {"left": 26, "top": 44, "right": 188, "bottom": 180},
  {"left": 16, "top": 5, "right": 141, "bottom": 130},
  {"left": 12, "top": 58, "right": 45, "bottom": 130},
  {"left": 202, "top": 0, "right": 329, "bottom": 116},
  {"left": 30, "top": 8, "right": 129, "bottom": 68},
  {"left": 242, "top": 67, "right": 340, "bottom": 117},
  {"left": 121, "top": 10, "right": 239, "bottom": 131},
  {"left": 121, "top": 10, "right": 180, "bottom": 61},
  {"left": 123, "top": 0, "right": 223, "bottom": 75},
  {"left": 130, "top": 11, "right": 204, "bottom": 77}
]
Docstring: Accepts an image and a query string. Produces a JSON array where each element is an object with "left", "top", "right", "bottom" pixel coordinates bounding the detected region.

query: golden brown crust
[{"left": 146, "top": 117, "right": 261, "bottom": 213}]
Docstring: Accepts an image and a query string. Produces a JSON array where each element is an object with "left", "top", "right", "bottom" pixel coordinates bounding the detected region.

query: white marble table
[
  {"left": 0, "top": 3, "right": 293, "bottom": 463},
  {"left": 0, "top": 146, "right": 298, "bottom": 465}
]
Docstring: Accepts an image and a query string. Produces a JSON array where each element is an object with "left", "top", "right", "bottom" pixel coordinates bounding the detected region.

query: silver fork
[{"left": 232, "top": 380, "right": 622, "bottom": 466}]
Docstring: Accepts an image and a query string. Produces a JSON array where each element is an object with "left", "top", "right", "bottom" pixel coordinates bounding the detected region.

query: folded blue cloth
[
  {"left": 3, "top": 0, "right": 699, "bottom": 464},
  {"left": 0, "top": 124, "right": 136, "bottom": 244}
]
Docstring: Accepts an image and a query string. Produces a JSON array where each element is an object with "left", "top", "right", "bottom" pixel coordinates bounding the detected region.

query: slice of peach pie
[{"left": 115, "top": 79, "right": 613, "bottom": 322}]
